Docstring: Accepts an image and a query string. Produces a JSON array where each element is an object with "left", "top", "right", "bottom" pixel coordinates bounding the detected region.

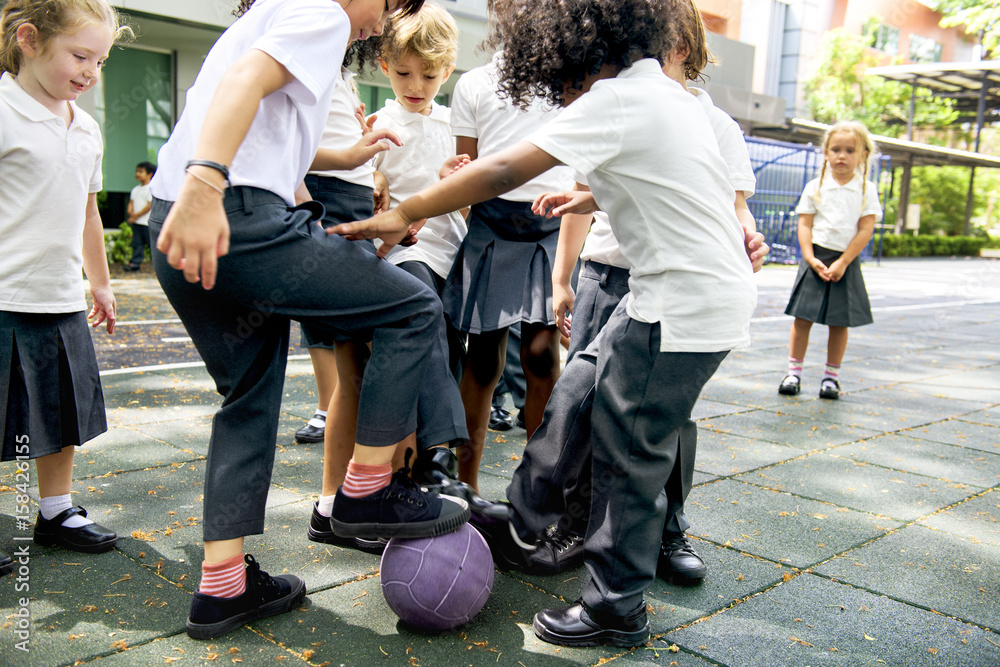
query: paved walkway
[{"left": 2, "top": 258, "right": 999, "bottom": 666}]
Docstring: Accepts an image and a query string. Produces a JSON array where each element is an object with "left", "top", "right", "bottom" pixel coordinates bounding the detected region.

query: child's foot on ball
[{"left": 331, "top": 456, "right": 469, "bottom": 541}]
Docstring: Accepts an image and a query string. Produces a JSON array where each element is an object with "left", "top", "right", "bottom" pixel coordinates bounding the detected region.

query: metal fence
[{"left": 745, "top": 136, "right": 891, "bottom": 264}]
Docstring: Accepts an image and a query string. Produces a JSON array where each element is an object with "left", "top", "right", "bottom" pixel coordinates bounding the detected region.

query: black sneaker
[
  {"left": 819, "top": 378, "right": 841, "bottom": 400},
  {"left": 778, "top": 374, "right": 801, "bottom": 395},
  {"left": 469, "top": 500, "right": 536, "bottom": 571},
  {"left": 657, "top": 532, "right": 707, "bottom": 585},
  {"left": 330, "top": 453, "right": 470, "bottom": 540},
  {"left": 295, "top": 414, "right": 325, "bottom": 443},
  {"left": 527, "top": 526, "right": 584, "bottom": 575},
  {"left": 308, "top": 502, "right": 387, "bottom": 554},
  {"left": 0, "top": 550, "right": 12, "bottom": 577},
  {"left": 186, "top": 554, "right": 306, "bottom": 640},
  {"left": 489, "top": 406, "right": 515, "bottom": 431},
  {"left": 533, "top": 599, "right": 649, "bottom": 648}
]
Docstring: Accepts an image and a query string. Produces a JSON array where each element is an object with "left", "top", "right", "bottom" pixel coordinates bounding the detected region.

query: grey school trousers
[
  {"left": 507, "top": 301, "right": 727, "bottom": 615},
  {"left": 149, "top": 187, "right": 442, "bottom": 541}
]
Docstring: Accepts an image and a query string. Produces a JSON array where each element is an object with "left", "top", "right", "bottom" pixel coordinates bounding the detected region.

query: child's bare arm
[
  {"left": 797, "top": 213, "right": 828, "bottom": 280},
  {"left": 827, "top": 214, "right": 875, "bottom": 282},
  {"left": 550, "top": 183, "right": 594, "bottom": 338},
  {"left": 736, "top": 192, "right": 768, "bottom": 272},
  {"left": 81, "top": 193, "right": 115, "bottom": 334}
]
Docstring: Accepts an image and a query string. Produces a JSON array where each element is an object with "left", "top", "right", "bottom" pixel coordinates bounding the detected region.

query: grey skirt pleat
[
  {"left": 784, "top": 244, "right": 873, "bottom": 327},
  {"left": 442, "top": 197, "right": 559, "bottom": 334},
  {"left": 0, "top": 310, "right": 107, "bottom": 461}
]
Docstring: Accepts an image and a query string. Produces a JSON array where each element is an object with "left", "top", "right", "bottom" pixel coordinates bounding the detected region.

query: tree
[
  {"left": 936, "top": 0, "right": 1000, "bottom": 59},
  {"left": 804, "top": 29, "right": 957, "bottom": 138}
]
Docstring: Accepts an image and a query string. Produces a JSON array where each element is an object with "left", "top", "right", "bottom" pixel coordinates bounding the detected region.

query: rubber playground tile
[
  {"left": 774, "top": 391, "right": 981, "bottom": 433},
  {"left": 684, "top": 479, "right": 903, "bottom": 569},
  {"left": 664, "top": 573, "right": 1000, "bottom": 667},
  {"left": 699, "top": 410, "right": 881, "bottom": 451},
  {"left": 0, "top": 544, "right": 192, "bottom": 667},
  {"left": 255, "top": 569, "right": 620, "bottom": 667},
  {"left": 76, "top": 629, "right": 297, "bottom": 667},
  {"left": 958, "top": 406, "right": 1000, "bottom": 427},
  {"left": 919, "top": 490, "right": 1000, "bottom": 548},
  {"left": 734, "top": 452, "right": 977, "bottom": 522},
  {"left": 698, "top": 373, "right": 794, "bottom": 409},
  {"left": 814, "top": 524, "right": 1000, "bottom": 631},
  {"left": 832, "top": 434, "right": 1000, "bottom": 489},
  {"left": 902, "top": 419, "right": 1000, "bottom": 454},
  {"left": 607, "top": 649, "right": 718, "bottom": 667},
  {"left": 692, "top": 398, "right": 753, "bottom": 421},
  {"left": 693, "top": 429, "right": 805, "bottom": 477}
]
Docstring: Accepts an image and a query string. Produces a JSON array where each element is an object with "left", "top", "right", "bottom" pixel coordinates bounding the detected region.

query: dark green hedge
[{"left": 879, "top": 235, "right": 989, "bottom": 257}]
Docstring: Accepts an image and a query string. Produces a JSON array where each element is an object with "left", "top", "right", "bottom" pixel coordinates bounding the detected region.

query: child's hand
[
  {"left": 532, "top": 190, "right": 598, "bottom": 218},
  {"left": 553, "top": 282, "right": 574, "bottom": 338},
  {"left": 354, "top": 104, "right": 376, "bottom": 135},
  {"left": 826, "top": 259, "right": 847, "bottom": 282},
  {"left": 329, "top": 209, "right": 416, "bottom": 256},
  {"left": 440, "top": 154, "right": 471, "bottom": 180},
  {"left": 807, "top": 257, "right": 830, "bottom": 281},
  {"left": 346, "top": 129, "right": 403, "bottom": 168},
  {"left": 373, "top": 171, "right": 390, "bottom": 214},
  {"left": 88, "top": 285, "right": 116, "bottom": 334},
  {"left": 156, "top": 174, "right": 230, "bottom": 289},
  {"left": 743, "top": 228, "right": 769, "bottom": 273}
]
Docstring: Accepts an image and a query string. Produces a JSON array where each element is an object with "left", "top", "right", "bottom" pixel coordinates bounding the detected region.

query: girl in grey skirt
[{"left": 779, "top": 121, "right": 883, "bottom": 400}]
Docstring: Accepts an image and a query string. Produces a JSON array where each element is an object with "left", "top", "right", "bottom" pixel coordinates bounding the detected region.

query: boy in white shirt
[{"left": 124, "top": 161, "right": 155, "bottom": 271}]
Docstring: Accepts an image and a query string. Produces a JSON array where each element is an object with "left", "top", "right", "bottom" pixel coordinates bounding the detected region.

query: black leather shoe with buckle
[
  {"left": 778, "top": 374, "right": 801, "bottom": 395},
  {"left": 489, "top": 406, "right": 515, "bottom": 431},
  {"left": 819, "top": 378, "right": 841, "bottom": 399},
  {"left": 657, "top": 532, "right": 707, "bottom": 584},
  {"left": 533, "top": 599, "right": 650, "bottom": 648},
  {"left": 33, "top": 506, "right": 117, "bottom": 553},
  {"left": 294, "top": 414, "right": 325, "bottom": 443}
]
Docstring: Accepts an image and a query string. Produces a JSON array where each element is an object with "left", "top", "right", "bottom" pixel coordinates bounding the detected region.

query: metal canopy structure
[{"left": 865, "top": 61, "right": 1000, "bottom": 233}]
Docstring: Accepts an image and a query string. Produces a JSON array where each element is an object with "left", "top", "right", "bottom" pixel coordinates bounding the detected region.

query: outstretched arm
[{"left": 549, "top": 183, "right": 593, "bottom": 337}]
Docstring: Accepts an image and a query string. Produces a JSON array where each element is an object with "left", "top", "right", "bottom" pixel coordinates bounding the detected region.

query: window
[
  {"left": 908, "top": 34, "right": 942, "bottom": 63},
  {"left": 862, "top": 17, "right": 899, "bottom": 55}
]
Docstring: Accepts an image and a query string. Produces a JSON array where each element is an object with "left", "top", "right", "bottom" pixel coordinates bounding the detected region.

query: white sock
[
  {"left": 317, "top": 494, "right": 336, "bottom": 517},
  {"left": 307, "top": 410, "right": 327, "bottom": 429},
  {"left": 39, "top": 494, "right": 93, "bottom": 528}
]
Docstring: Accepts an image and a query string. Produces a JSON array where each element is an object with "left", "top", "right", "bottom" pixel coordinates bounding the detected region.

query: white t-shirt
[
  {"left": 0, "top": 73, "right": 103, "bottom": 313},
  {"left": 795, "top": 172, "right": 882, "bottom": 252},
  {"left": 372, "top": 99, "right": 466, "bottom": 279},
  {"left": 130, "top": 183, "right": 153, "bottom": 226},
  {"left": 450, "top": 53, "right": 572, "bottom": 201},
  {"left": 151, "top": 0, "right": 349, "bottom": 206},
  {"left": 308, "top": 68, "right": 375, "bottom": 189},
  {"left": 526, "top": 59, "right": 756, "bottom": 353},
  {"left": 580, "top": 84, "right": 757, "bottom": 273}
]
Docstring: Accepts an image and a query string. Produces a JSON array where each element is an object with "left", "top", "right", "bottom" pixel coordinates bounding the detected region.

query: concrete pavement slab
[
  {"left": 699, "top": 409, "right": 882, "bottom": 451},
  {"left": 902, "top": 419, "right": 1000, "bottom": 454},
  {"left": 959, "top": 406, "right": 1000, "bottom": 427},
  {"left": 692, "top": 429, "right": 805, "bottom": 477},
  {"left": 919, "top": 489, "right": 1000, "bottom": 547}
]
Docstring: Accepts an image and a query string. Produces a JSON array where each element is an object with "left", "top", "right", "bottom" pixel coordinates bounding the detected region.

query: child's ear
[
  {"left": 441, "top": 64, "right": 456, "bottom": 84},
  {"left": 15, "top": 23, "right": 40, "bottom": 58},
  {"left": 379, "top": 58, "right": 390, "bottom": 76}
]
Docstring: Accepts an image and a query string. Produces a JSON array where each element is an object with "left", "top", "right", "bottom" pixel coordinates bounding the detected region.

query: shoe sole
[
  {"left": 330, "top": 504, "right": 471, "bottom": 541},
  {"left": 532, "top": 617, "right": 650, "bottom": 648},
  {"left": 488, "top": 422, "right": 514, "bottom": 432},
  {"left": 0, "top": 560, "right": 13, "bottom": 577},
  {"left": 294, "top": 433, "right": 324, "bottom": 443},
  {"left": 185, "top": 576, "right": 306, "bottom": 640},
  {"left": 819, "top": 390, "right": 840, "bottom": 399},
  {"left": 657, "top": 567, "right": 706, "bottom": 586},
  {"left": 778, "top": 385, "right": 800, "bottom": 395},
  {"left": 33, "top": 533, "right": 118, "bottom": 554}
]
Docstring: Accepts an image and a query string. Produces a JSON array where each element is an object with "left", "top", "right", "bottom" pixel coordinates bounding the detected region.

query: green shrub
[
  {"left": 879, "top": 234, "right": 987, "bottom": 257},
  {"left": 105, "top": 222, "right": 133, "bottom": 265}
]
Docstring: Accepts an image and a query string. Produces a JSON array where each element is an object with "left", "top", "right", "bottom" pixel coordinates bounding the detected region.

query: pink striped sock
[
  {"left": 199, "top": 553, "right": 246, "bottom": 598},
  {"left": 823, "top": 363, "right": 841, "bottom": 382},
  {"left": 341, "top": 460, "right": 392, "bottom": 498},
  {"left": 787, "top": 357, "right": 804, "bottom": 377}
]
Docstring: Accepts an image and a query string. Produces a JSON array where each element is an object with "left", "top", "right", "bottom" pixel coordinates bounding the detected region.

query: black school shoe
[
  {"left": 294, "top": 414, "right": 325, "bottom": 443},
  {"left": 657, "top": 532, "right": 707, "bottom": 584},
  {"left": 307, "top": 502, "right": 387, "bottom": 554},
  {"left": 0, "top": 550, "right": 13, "bottom": 577},
  {"left": 34, "top": 506, "right": 117, "bottom": 553},
  {"left": 778, "top": 374, "right": 801, "bottom": 395},
  {"left": 469, "top": 499, "right": 537, "bottom": 571},
  {"left": 186, "top": 554, "right": 305, "bottom": 640},
  {"left": 488, "top": 406, "right": 515, "bottom": 431},
  {"left": 533, "top": 599, "right": 650, "bottom": 648},
  {"left": 527, "top": 526, "right": 584, "bottom": 575},
  {"left": 330, "top": 454, "right": 470, "bottom": 540},
  {"left": 819, "top": 378, "right": 841, "bottom": 400}
]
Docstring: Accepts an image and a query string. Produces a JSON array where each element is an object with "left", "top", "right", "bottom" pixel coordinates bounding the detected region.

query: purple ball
[{"left": 380, "top": 523, "right": 495, "bottom": 631}]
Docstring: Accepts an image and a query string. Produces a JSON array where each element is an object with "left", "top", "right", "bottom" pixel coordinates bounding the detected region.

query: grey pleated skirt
[
  {"left": 442, "top": 197, "right": 559, "bottom": 334},
  {"left": 784, "top": 244, "right": 873, "bottom": 327},
  {"left": 0, "top": 310, "right": 107, "bottom": 461}
]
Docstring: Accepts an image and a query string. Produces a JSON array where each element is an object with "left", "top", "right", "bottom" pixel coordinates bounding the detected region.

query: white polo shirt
[
  {"left": 450, "top": 52, "right": 572, "bottom": 201},
  {"left": 579, "top": 85, "right": 757, "bottom": 271},
  {"left": 0, "top": 73, "right": 103, "bottom": 313},
  {"left": 130, "top": 183, "right": 153, "bottom": 226},
  {"left": 151, "top": 0, "right": 349, "bottom": 206},
  {"left": 526, "top": 59, "right": 755, "bottom": 353},
  {"left": 372, "top": 99, "right": 466, "bottom": 279},
  {"left": 795, "top": 172, "right": 882, "bottom": 252},
  {"left": 309, "top": 68, "right": 375, "bottom": 189}
]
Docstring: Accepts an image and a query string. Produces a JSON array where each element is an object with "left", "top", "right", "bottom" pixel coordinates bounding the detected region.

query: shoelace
[
  {"left": 544, "top": 528, "right": 583, "bottom": 554},
  {"left": 387, "top": 450, "right": 427, "bottom": 507},
  {"left": 661, "top": 534, "right": 696, "bottom": 555},
  {"left": 244, "top": 554, "right": 278, "bottom": 593}
]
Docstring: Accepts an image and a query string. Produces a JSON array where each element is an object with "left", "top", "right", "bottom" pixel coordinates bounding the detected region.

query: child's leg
[
  {"left": 321, "top": 342, "right": 366, "bottom": 499},
  {"left": 33, "top": 447, "right": 117, "bottom": 549},
  {"left": 520, "top": 322, "right": 561, "bottom": 437},
  {"left": 295, "top": 346, "right": 338, "bottom": 443},
  {"left": 827, "top": 326, "right": 848, "bottom": 367},
  {"left": 789, "top": 317, "right": 813, "bottom": 363},
  {"left": 458, "top": 328, "right": 508, "bottom": 491}
]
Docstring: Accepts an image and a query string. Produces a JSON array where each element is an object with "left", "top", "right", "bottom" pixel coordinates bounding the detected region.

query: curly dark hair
[
  {"left": 488, "top": 0, "right": 680, "bottom": 109},
  {"left": 235, "top": 0, "right": 425, "bottom": 19}
]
